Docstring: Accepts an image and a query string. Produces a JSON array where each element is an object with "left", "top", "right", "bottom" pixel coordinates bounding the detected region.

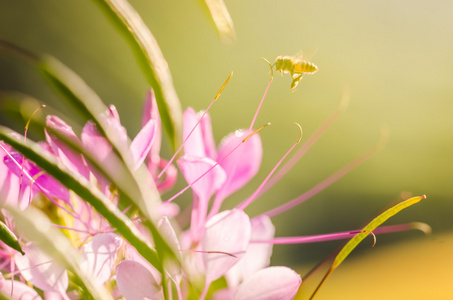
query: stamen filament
[
  {"left": 251, "top": 222, "right": 429, "bottom": 245},
  {"left": 156, "top": 72, "right": 233, "bottom": 181},
  {"left": 251, "top": 230, "right": 367, "bottom": 245},
  {"left": 179, "top": 249, "right": 238, "bottom": 258},
  {"left": 47, "top": 223, "right": 95, "bottom": 235},
  {"left": 0, "top": 144, "right": 84, "bottom": 222},
  {"left": 249, "top": 58, "right": 274, "bottom": 130},
  {"left": 22, "top": 105, "right": 46, "bottom": 206},
  {"left": 164, "top": 123, "right": 270, "bottom": 204},
  {"left": 262, "top": 126, "right": 388, "bottom": 218},
  {"left": 237, "top": 123, "right": 302, "bottom": 210},
  {"left": 257, "top": 90, "right": 350, "bottom": 197}
]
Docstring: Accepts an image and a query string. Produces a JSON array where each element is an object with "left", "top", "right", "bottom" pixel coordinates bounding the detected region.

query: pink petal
[
  {"left": 178, "top": 156, "right": 227, "bottom": 242},
  {"left": 45, "top": 116, "right": 90, "bottom": 180},
  {"left": 183, "top": 108, "right": 218, "bottom": 160},
  {"left": 142, "top": 89, "right": 162, "bottom": 177},
  {"left": 155, "top": 158, "right": 177, "bottom": 192},
  {"left": 81, "top": 121, "right": 113, "bottom": 165},
  {"left": 3, "top": 153, "right": 70, "bottom": 204},
  {"left": 125, "top": 244, "right": 161, "bottom": 284},
  {"left": 199, "top": 112, "right": 217, "bottom": 160},
  {"left": 226, "top": 215, "right": 275, "bottom": 287},
  {"left": 157, "top": 202, "right": 180, "bottom": 218},
  {"left": 116, "top": 260, "right": 163, "bottom": 300},
  {"left": 183, "top": 107, "right": 207, "bottom": 158},
  {"left": 130, "top": 119, "right": 156, "bottom": 170},
  {"left": 212, "top": 288, "right": 235, "bottom": 300},
  {"left": 233, "top": 266, "right": 301, "bottom": 300},
  {"left": 157, "top": 217, "right": 182, "bottom": 283},
  {"left": 202, "top": 209, "right": 251, "bottom": 285},
  {"left": 177, "top": 156, "right": 226, "bottom": 202},
  {"left": 81, "top": 121, "right": 116, "bottom": 190},
  {"left": 215, "top": 129, "right": 262, "bottom": 201},
  {"left": 106, "top": 105, "right": 121, "bottom": 121},
  {"left": 0, "top": 146, "right": 31, "bottom": 210},
  {"left": 80, "top": 233, "right": 122, "bottom": 286},
  {"left": 14, "top": 243, "right": 68, "bottom": 294},
  {"left": 157, "top": 217, "right": 181, "bottom": 254},
  {"left": 0, "top": 280, "right": 42, "bottom": 300},
  {"left": 44, "top": 290, "right": 69, "bottom": 300}
]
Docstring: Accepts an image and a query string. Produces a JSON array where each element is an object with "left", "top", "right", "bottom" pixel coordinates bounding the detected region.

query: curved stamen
[
  {"left": 179, "top": 249, "right": 238, "bottom": 258},
  {"left": 249, "top": 58, "right": 274, "bottom": 130},
  {"left": 237, "top": 122, "right": 302, "bottom": 210},
  {"left": 164, "top": 123, "right": 271, "bottom": 204},
  {"left": 22, "top": 104, "right": 46, "bottom": 206},
  {"left": 257, "top": 89, "right": 350, "bottom": 197},
  {"left": 251, "top": 222, "right": 429, "bottom": 246},
  {"left": 261, "top": 126, "right": 388, "bottom": 218}
]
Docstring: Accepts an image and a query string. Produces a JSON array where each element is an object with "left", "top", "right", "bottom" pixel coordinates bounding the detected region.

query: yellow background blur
[{"left": 1, "top": 0, "right": 452, "bottom": 298}]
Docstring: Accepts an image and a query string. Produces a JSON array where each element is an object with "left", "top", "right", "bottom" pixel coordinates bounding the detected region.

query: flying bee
[{"left": 273, "top": 54, "right": 318, "bottom": 91}]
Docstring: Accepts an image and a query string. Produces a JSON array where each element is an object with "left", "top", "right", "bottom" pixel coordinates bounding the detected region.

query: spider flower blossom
[{"left": 0, "top": 87, "right": 420, "bottom": 300}]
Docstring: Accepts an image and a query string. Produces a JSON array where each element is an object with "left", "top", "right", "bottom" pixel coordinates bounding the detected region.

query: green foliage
[
  {"left": 0, "top": 219, "right": 24, "bottom": 255},
  {"left": 92, "top": 0, "right": 183, "bottom": 150}
]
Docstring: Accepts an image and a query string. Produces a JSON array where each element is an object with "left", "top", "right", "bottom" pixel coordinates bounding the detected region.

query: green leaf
[
  {"left": 0, "top": 219, "right": 24, "bottom": 255},
  {"left": 92, "top": 0, "right": 183, "bottom": 150},
  {"left": 2, "top": 41, "right": 163, "bottom": 223},
  {"left": 332, "top": 195, "right": 426, "bottom": 270},
  {"left": 7, "top": 205, "right": 113, "bottom": 300},
  {"left": 199, "top": 0, "right": 236, "bottom": 43},
  {"left": 307, "top": 195, "right": 427, "bottom": 300},
  {"left": 0, "top": 126, "right": 162, "bottom": 271},
  {"left": 37, "top": 55, "right": 161, "bottom": 220}
]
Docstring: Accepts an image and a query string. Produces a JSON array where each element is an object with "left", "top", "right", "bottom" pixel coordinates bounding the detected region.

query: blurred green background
[{"left": 1, "top": 0, "right": 452, "bottom": 298}]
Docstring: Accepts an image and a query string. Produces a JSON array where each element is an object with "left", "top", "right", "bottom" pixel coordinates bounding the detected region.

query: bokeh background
[{"left": 1, "top": 0, "right": 452, "bottom": 299}]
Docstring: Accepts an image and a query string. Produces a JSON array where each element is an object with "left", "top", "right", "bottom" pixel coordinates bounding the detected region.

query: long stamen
[
  {"left": 237, "top": 122, "right": 302, "bottom": 210},
  {"left": 21, "top": 105, "right": 46, "bottom": 206},
  {"left": 252, "top": 230, "right": 370, "bottom": 245},
  {"left": 251, "top": 222, "right": 429, "bottom": 245},
  {"left": 261, "top": 126, "right": 388, "bottom": 217},
  {"left": 179, "top": 249, "right": 238, "bottom": 258},
  {"left": 249, "top": 58, "right": 274, "bottom": 130},
  {"left": 0, "top": 144, "right": 82, "bottom": 222},
  {"left": 47, "top": 223, "right": 93, "bottom": 235},
  {"left": 164, "top": 123, "right": 271, "bottom": 204},
  {"left": 258, "top": 89, "right": 350, "bottom": 197},
  {"left": 156, "top": 72, "right": 233, "bottom": 181}
]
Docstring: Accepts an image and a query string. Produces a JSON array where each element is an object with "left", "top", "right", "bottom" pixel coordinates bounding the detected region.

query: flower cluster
[
  {"left": 0, "top": 87, "right": 309, "bottom": 299},
  {"left": 0, "top": 77, "right": 427, "bottom": 300}
]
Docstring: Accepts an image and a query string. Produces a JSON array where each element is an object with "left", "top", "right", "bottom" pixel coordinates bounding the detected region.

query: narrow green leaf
[
  {"left": 37, "top": 55, "right": 161, "bottom": 220},
  {"left": 0, "top": 219, "right": 24, "bottom": 255},
  {"left": 8, "top": 205, "right": 113, "bottom": 300},
  {"left": 308, "top": 195, "right": 427, "bottom": 300},
  {"left": 332, "top": 195, "right": 426, "bottom": 270},
  {"left": 92, "top": 0, "right": 183, "bottom": 150},
  {"left": 199, "top": 0, "right": 236, "bottom": 43},
  {"left": 0, "top": 126, "right": 163, "bottom": 271},
  {"left": 1, "top": 40, "right": 161, "bottom": 221}
]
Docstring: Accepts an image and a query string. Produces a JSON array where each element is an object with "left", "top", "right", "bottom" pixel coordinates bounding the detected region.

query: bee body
[{"left": 274, "top": 55, "right": 318, "bottom": 91}]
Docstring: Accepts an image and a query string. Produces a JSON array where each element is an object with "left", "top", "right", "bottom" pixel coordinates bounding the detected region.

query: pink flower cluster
[{"left": 0, "top": 90, "right": 304, "bottom": 299}]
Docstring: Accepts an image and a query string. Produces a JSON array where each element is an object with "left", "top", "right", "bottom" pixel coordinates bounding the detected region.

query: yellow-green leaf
[
  {"left": 308, "top": 195, "right": 427, "bottom": 300},
  {"left": 332, "top": 195, "right": 426, "bottom": 270},
  {"left": 0, "top": 219, "right": 24, "bottom": 255}
]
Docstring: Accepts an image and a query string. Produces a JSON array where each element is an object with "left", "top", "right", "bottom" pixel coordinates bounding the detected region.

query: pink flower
[{"left": 177, "top": 107, "right": 262, "bottom": 243}]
